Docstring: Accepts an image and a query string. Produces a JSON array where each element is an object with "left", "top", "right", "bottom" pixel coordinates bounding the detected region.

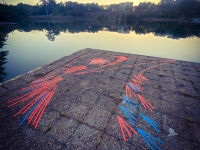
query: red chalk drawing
[
  {"left": 123, "top": 60, "right": 175, "bottom": 111},
  {"left": 106, "top": 56, "right": 128, "bottom": 66},
  {"left": 118, "top": 58, "right": 175, "bottom": 149},
  {"left": 125, "top": 85, "right": 137, "bottom": 98},
  {"left": 117, "top": 115, "right": 137, "bottom": 142},
  {"left": 76, "top": 59, "right": 174, "bottom": 75},
  {"left": 62, "top": 53, "right": 90, "bottom": 69},
  {"left": 133, "top": 74, "right": 147, "bottom": 84},
  {"left": 8, "top": 76, "right": 62, "bottom": 128},
  {"left": 139, "top": 59, "right": 175, "bottom": 76},
  {"left": 60, "top": 55, "right": 174, "bottom": 149},
  {"left": 89, "top": 58, "right": 109, "bottom": 65},
  {"left": 125, "top": 77, "right": 154, "bottom": 112},
  {"left": 8, "top": 53, "right": 92, "bottom": 129},
  {"left": 129, "top": 81, "right": 144, "bottom": 92},
  {"left": 7, "top": 51, "right": 176, "bottom": 134},
  {"left": 137, "top": 94, "right": 155, "bottom": 112},
  {"left": 64, "top": 66, "right": 87, "bottom": 74},
  {"left": 76, "top": 55, "right": 129, "bottom": 75}
]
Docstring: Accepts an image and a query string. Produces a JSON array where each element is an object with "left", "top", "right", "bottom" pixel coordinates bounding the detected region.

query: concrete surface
[{"left": 0, "top": 48, "right": 200, "bottom": 150}]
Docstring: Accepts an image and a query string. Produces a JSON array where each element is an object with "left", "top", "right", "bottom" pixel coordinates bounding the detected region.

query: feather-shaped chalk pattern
[
  {"left": 140, "top": 113, "right": 160, "bottom": 132},
  {"left": 8, "top": 75, "right": 61, "bottom": 129},
  {"left": 89, "top": 58, "right": 109, "bottom": 65},
  {"left": 117, "top": 115, "right": 137, "bottom": 142},
  {"left": 122, "top": 95, "right": 141, "bottom": 111},
  {"left": 120, "top": 106, "right": 138, "bottom": 126},
  {"left": 137, "top": 128, "right": 163, "bottom": 150},
  {"left": 138, "top": 94, "right": 155, "bottom": 112}
]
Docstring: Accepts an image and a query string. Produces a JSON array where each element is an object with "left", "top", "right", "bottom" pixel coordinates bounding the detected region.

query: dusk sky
[{"left": 4, "top": 0, "right": 160, "bottom": 6}]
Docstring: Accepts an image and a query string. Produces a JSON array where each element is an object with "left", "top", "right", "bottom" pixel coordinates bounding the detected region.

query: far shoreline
[{"left": 28, "top": 14, "right": 190, "bottom": 23}]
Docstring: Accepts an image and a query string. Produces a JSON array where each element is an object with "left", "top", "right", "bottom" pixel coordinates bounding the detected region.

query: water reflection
[
  {"left": 0, "top": 50, "right": 9, "bottom": 83},
  {"left": 0, "top": 21, "right": 200, "bottom": 82},
  {"left": 6, "top": 21, "right": 200, "bottom": 41},
  {"left": 0, "top": 25, "right": 13, "bottom": 82},
  {"left": 46, "top": 30, "right": 56, "bottom": 41}
]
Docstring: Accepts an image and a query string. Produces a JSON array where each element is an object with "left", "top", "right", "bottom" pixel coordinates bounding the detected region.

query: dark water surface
[{"left": 0, "top": 21, "right": 200, "bottom": 82}]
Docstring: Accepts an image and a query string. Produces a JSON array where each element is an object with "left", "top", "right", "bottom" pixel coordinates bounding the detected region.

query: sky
[{"left": 3, "top": 0, "right": 160, "bottom": 6}]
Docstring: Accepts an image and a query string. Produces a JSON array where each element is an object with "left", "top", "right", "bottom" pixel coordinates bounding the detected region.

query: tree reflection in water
[
  {"left": 0, "top": 21, "right": 199, "bottom": 82},
  {"left": 0, "top": 50, "right": 9, "bottom": 83},
  {"left": 46, "top": 30, "right": 56, "bottom": 41},
  {"left": 21, "top": 21, "right": 200, "bottom": 40},
  {"left": 0, "top": 26, "right": 12, "bottom": 83}
]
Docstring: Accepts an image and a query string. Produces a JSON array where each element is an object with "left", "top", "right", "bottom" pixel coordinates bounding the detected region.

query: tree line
[
  {"left": 0, "top": 1, "right": 104, "bottom": 21},
  {"left": 133, "top": 0, "right": 200, "bottom": 19},
  {"left": 0, "top": 0, "right": 200, "bottom": 21}
]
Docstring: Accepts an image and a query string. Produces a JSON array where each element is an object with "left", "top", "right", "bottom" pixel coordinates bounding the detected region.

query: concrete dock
[{"left": 0, "top": 48, "right": 200, "bottom": 150}]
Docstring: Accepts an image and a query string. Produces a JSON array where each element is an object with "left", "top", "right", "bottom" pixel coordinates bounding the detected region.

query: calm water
[{"left": 1, "top": 21, "right": 200, "bottom": 82}]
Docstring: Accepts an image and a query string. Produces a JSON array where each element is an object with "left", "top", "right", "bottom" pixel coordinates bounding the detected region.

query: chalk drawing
[
  {"left": 8, "top": 74, "right": 62, "bottom": 129},
  {"left": 7, "top": 51, "right": 175, "bottom": 150},
  {"left": 64, "top": 66, "right": 87, "bottom": 74},
  {"left": 89, "top": 58, "right": 109, "bottom": 65},
  {"left": 117, "top": 58, "right": 175, "bottom": 149},
  {"left": 117, "top": 115, "right": 137, "bottom": 142}
]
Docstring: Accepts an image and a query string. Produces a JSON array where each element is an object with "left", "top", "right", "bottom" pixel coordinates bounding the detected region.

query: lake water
[{"left": 1, "top": 21, "right": 200, "bottom": 82}]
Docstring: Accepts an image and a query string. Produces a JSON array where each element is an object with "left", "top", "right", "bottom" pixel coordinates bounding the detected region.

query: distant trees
[
  {"left": 17, "top": 3, "right": 33, "bottom": 16},
  {"left": 135, "top": 2, "right": 157, "bottom": 13},
  {"left": 134, "top": 0, "right": 200, "bottom": 19},
  {"left": 84, "top": 3, "right": 103, "bottom": 12},
  {"left": 126, "top": 13, "right": 137, "bottom": 24},
  {"left": 62, "top": 2, "right": 103, "bottom": 17},
  {"left": 0, "top": 3, "right": 33, "bottom": 21},
  {"left": 116, "top": 14, "right": 119, "bottom": 22},
  {"left": 40, "top": 0, "right": 56, "bottom": 15},
  {"left": 0, "top": 0, "right": 200, "bottom": 21},
  {"left": 64, "top": 2, "right": 85, "bottom": 16},
  {"left": 0, "top": 1, "right": 104, "bottom": 21},
  {"left": 40, "top": 0, "right": 49, "bottom": 15},
  {"left": 106, "top": 4, "right": 119, "bottom": 11}
]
